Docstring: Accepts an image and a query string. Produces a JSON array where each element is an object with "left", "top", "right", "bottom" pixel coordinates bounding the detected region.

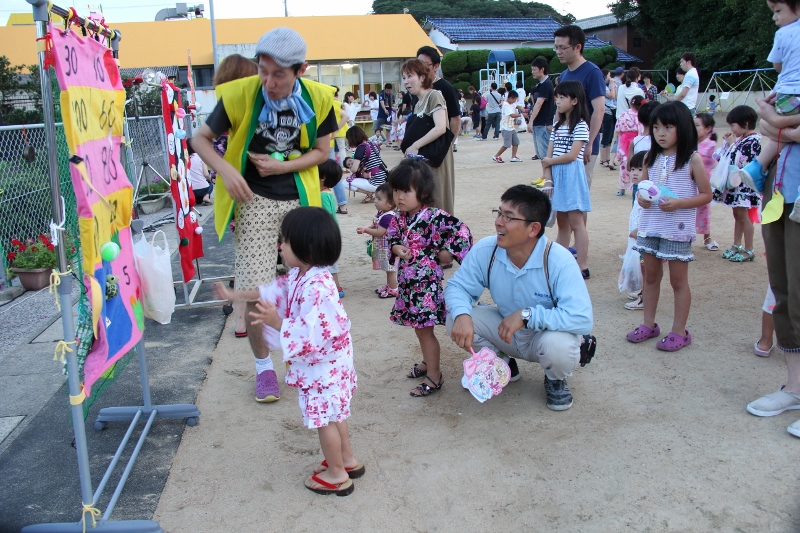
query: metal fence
[{"left": 0, "top": 116, "right": 168, "bottom": 276}]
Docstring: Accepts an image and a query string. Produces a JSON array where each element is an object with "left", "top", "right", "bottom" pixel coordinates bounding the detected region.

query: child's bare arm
[
  {"left": 358, "top": 226, "right": 386, "bottom": 237},
  {"left": 249, "top": 298, "right": 282, "bottom": 330},
  {"left": 213, "top": 282, "right": 260, "bottom": 302}
]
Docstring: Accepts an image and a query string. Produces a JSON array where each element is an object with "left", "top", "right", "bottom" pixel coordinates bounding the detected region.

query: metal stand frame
[
  {"left": 22, "top": 2, "right": 198, "bottom": 531},
  {"left": 696, "top": 68, "right": 777, "bottom": 113}
]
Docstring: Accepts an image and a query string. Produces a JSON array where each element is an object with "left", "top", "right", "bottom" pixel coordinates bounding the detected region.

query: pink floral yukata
[
  {"left": 695, "top": 136, "right": 717, "bottom": 235},
  {"left": 615, "top": 108, "right": 643, "bottom": 190},
  {"left": 259, "top": 266, "right": 356, "bottom": 428},
  {"left": 387, "top": 207, "right": 472, "bottom": 328}
]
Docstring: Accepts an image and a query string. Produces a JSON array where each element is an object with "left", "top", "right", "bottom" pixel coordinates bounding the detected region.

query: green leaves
[{"left": 373, "top": 0, "right": 574, "bottom": 24}]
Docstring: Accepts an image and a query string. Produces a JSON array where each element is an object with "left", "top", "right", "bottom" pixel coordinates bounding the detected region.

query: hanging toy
[
  {"left": 461, "top": 347, "right": 511, "bottom": 403},
  {"left": 105, "top": 274, "right": 120, "bottom": 300},
  {"left": 100, "top": 241, "right": 121, "bottom": 262},
  {"left": 637, "top": 180, "right": 663, "bottom": 203},
  {"left": 175, "top": 108, "right": 186, "bottom": 119},
  {"left": 175, "top": 129, "right": 186, "bottom": 139},
  {"left": 195, "top": 226, "right": 203, "bottom": 234}
]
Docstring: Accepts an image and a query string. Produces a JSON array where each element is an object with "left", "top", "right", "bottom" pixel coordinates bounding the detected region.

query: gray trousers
[{"left": 446, "top": 305, "right": 581, "bottom": 381}]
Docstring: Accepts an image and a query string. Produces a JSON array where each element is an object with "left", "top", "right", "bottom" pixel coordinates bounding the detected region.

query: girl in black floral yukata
[{"left": 386, "top": 159, "right": 473, "bottom": 397}]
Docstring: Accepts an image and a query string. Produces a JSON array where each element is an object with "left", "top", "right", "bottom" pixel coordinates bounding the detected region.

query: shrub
[
  {"left": 548, "top": 56, "right": 566, "bottom": 75},
  {"left": 456, "top": 72, "right": 472, "bottom": 82},
  {"left": 453, "top": 81, "right": 471, "bottom": 95},
  {"left": 466, "top": 50, "right": 490, "bottom": 70},
  {"left": 584, "top": 48, "right": 605, "bottom": 67},
  {"left": 441, "top": 51, "right": 468, "bottom": 77}
]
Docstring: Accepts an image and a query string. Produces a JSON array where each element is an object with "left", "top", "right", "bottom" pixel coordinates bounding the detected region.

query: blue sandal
[
  {"left": 730, "top": 248, "right": 755, "bottom": 262},
  {"left": 722, "top": 244, "right": 742, "bottom": 260}
]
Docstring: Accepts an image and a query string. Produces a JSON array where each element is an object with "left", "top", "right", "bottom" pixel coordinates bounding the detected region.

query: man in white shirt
[{"left": 664, "top": 52, "right": 700, "bottom": 115}]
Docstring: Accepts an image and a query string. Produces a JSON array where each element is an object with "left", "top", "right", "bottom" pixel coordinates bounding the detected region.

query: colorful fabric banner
[
  {"left": 50, "top": 26, "right": 144, "bottom": 395},
  {"left": 161, "top": 82, "right": 203, "bottom": 281}
]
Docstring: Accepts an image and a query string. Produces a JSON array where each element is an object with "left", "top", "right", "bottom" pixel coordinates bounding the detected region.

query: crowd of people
[{"left": 187, "top": 0, "right": 800, "bottom": 496}]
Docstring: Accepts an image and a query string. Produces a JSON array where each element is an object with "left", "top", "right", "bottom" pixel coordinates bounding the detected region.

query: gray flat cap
[{"left": 254, "top": 27, "right": 306, "bottom": 67}]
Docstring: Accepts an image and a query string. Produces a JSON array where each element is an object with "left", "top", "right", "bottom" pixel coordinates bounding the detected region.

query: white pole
[{"left": 209, "top": 0, "right": 219, "bottom": 69}]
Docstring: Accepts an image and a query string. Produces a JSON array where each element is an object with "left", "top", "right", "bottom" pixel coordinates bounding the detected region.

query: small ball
[
  {"left": 100, "top": 242, "right": 120, "bottom": 262},
  {"left": 287, "top": 150, "right": 302, "bottom": 161},
  {"left": 195, "top": 226, "right": 203, "bottom": 234},
  {"left": 270, "top": 152, "right": 285, "bottom": 161},
  {"left": 180, "top": 237, "right": 189, "bottom": 246},
  {"left": 637, "top": 180, "right": 662, "bottom": 203},
  {"left": 175, "top": 129, "right": 186, "bottom": 139},
  {"left": 175, "top": 108, "right": 186, "bottom": 119}
]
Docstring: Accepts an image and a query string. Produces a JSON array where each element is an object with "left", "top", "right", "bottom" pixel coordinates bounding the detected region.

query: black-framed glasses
[
  {"left": 553, "top": 44, "right": 574, "bottom": 52},
  {"left": 492, "top": 209, "right": 533, "bottom": 224}
]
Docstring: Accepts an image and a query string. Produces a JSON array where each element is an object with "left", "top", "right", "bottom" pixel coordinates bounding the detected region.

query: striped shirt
[
  {"left": 550, "top": 120, "right": 589, "bottom": 159},
  {"left": 638, "top": 153, "right": 698, "bottom": 243},
  {"left": 353, "top": 141, "right": 387, "bottom": 185}
]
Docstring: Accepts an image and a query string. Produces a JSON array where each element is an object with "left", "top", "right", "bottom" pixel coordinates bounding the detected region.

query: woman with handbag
[{"left": 400, "top": 59, "right": 455, "bottom": 214}]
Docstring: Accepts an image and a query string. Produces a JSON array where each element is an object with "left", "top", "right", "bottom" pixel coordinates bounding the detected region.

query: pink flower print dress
[
  {"left": 615, "top": 108, "right": 643, "bottom": 190},
  {"left": 695, "top": 136, "right": 718, "bottom": 235},
  {"left": 386, "top": 207, "right": 472, "bottom": 328},
  {"left": 259, "top": 266, "right": 357, "bottom": 428}
]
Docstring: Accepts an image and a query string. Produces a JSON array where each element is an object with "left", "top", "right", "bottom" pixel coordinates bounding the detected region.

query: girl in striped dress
[{"left": 626, "top": 102, "right": 713, "bottom": 352}]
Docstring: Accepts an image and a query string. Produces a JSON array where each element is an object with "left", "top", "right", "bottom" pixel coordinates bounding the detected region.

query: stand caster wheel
[
  {"left": 186, "top": 417, "right": 198, "bottom": 427},
  {"left": 228, "top": 280, "right": 235, "bottom": 288},
  {"left": 93, "top": 420, "right": 108, "bottom": 431},
  {"left": 222, "top": 304, "right": 233, "bottom": 315}
]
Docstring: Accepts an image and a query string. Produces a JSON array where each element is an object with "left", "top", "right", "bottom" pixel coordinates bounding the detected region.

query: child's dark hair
[
  {"left": 638, "top": 101, "right": 659, "bottom": 128},
  {"left": 645, "top": 101, "right": 697, "bottom": 169},
  {"left": 695, "top": 112, "right": 717, "bottom": 141},
  {"left": 630, "top": 95, "right": 645, "bottom": 111},
  {"left": 387, "top": 159, "right": 437, "bottom": 207},
  {"left": 280, "top": 207, "right": 341, "bottom": 267},
  {"left": 343, "top": 156, "right": 354, "bottom": 169},
  {"left": 318, "top": 159, "right": 342, "bottom": 189},
  {"left": 375, "top": 183, "right": 394, "bottom": 205},
  {"left": 500, "top": 185, "right": 551, "bottom": 238},
  {"left": 629, "top": 150, "right": 646, "bottom": 170},
  {"left": 553, "top": 80, "right": 590, "bottom": 134},
  {"left": 709, "top": 94, "right": 716, "bottom": 102},
  {"left": 508, "top": 90, "right": 519, "bottom": 99},
  {"left": 772, "top": 0, "right": 799, "bottom": 11},
  {"left": 726, "top": 105, "right": 759, "bottom": 131},
  {"left": 346, "top": 126, "right": 368, "bottom": 147},
  {"left": 186, "top": 137, "right": 196, "bottom": 155}
]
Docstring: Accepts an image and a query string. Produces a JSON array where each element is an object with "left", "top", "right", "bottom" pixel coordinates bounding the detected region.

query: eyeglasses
[
  {"left": 553, "top": 45, "right": 574, "bottom": 52},
  {"left": 492, "top": 209, "right": 533, "bottom": 224}
]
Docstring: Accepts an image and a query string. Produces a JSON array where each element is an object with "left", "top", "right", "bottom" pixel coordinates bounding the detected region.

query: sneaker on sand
[
  {"left": 788, "top": 418, "right": 800, "bottom": 438},
  {"left": 625, "top": 296, "right": 644, "bottom": 310},
  {"left": 510, "top": 157, "right": 523, "bottom": 162},
  {"left": 746, "top": 388, "right": 800, "bottom": 417},
  {"left": 255, "top": 369, "right": 280, "bottom": 402},
  {"left": 531, "top": 178, "right": 545, "bottom": 188},
  {"left": 492, "top": 156, "right": 505, "bottom": 163},
  {"left": 627, "top": 291, "right": 641, "bottom": 300},
  {"left": 544, "top": 376, "right": 573, "bottom": 411}
]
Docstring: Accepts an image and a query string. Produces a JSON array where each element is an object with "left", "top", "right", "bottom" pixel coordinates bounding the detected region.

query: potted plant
[
  {"left": 6, "top": 234, "right": 57, "bottom": 291},
  {"left": 137, "top": 179, "right": 171, "bottom": 214}
]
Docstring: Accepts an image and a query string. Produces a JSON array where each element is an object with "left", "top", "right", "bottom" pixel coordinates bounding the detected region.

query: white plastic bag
[
  {"left": 709, "top": 146, "right": 734, "bottom": 192},
  {"left": 133, "top": 230, "right": 175, "bottom": 324},
  {"left": 618, "top": 238, "right": 642, "bottom": 293}
]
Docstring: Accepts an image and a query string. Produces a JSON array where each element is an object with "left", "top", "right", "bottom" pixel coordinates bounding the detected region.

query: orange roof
[{"left": 0, "top": 14, "right": 433, "bottom": 69}]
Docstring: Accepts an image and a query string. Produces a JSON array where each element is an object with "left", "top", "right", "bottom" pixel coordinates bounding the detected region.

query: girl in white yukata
[{"left": 215, "top": 207, "right": 361, "bottom": 497}]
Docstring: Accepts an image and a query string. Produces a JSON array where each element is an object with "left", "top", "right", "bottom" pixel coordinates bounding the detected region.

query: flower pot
[
  {"left": 11, "top": 267, "right": 53, "bottom": 291},
  {"left": 137, "top": 196, "right": 168, "bottom": 214}
]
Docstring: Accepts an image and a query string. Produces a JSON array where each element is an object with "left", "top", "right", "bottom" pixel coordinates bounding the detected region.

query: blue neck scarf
[{"left": 258, "top": 79, "right": 315, "bottom": 129}]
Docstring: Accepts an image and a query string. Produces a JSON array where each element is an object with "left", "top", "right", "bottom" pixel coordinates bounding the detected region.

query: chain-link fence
[{"left": 0, "top": 116, "right": 168, "bottom": 276}]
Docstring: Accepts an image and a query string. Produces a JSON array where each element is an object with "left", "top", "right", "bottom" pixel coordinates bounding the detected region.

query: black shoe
[
  {"left": 544, "top": 376, "right": 573, "bottom": 411},
  {"left": 531, "top": 155, "right": 541, "bottom": 161},
  {"left": 508, "top": 357, "right": 520, "bottom": 382},
  {"left": 581, "top": 268, "right": 590, "bottom": 280}
]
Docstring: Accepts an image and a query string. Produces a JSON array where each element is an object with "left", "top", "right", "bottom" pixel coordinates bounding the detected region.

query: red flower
[
  {"left": 6, "top": 252, "right": 16, "bottom": 260},
  {"left": 31, "top": 246, "right": 38, "bottom": 252},
  {"left": 47, "top": 244, "right": 55, "bottom": 251},
  {"left": 18, "top": 244, "right": 27, "bottom": 252},
  {"left": 11, "top": 239, "right": 21, "bottom": 247},
  {"left": 39, "top": 234, "right": 51, "bottom": 246}
]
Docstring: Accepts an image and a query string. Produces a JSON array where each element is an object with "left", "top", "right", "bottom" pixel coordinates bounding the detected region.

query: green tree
[
  {"left": 0, "top": 57, "right": 61, "bottom": 125},
  {"left": 609, "top": 0, "right": 775, "bottom": 82},
  {"left": 372, "top": 0, "right": 574, "bottom": 24}
]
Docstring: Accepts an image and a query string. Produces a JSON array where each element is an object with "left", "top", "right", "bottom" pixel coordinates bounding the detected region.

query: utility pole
[
  {"left": 209, "top": 0, "right": 218, "bottom": 69},
  {"left": 284, "top": 0, "right": 288, "bottom": 17}
]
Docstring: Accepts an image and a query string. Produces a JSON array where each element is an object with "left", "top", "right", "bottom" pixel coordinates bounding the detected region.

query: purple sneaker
[
  {"left": 626, "top": 323, "right": 660, "bottom": 343},
  {"left": 255, "top": 370, "right": 280, "bottom": 402},
  {"left": 656, "top": 330, "right": 692, "bottom": 352}
]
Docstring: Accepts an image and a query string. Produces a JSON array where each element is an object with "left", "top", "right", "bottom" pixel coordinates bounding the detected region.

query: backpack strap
[{"left": 542, "top": 241, "right": 557, "bottom": 308}]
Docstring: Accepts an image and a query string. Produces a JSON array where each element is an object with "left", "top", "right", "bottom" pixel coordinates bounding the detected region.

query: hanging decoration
[
  {"left": 50, "top": 24, "right": 144, "bottom": 396},
  {"left": 160, "top": 80, "right": 204, "bottom": 281}
]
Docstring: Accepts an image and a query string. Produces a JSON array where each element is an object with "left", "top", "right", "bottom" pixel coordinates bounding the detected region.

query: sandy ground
[{"left": 153, "top": 127, "right": 800, "bottom": 532}]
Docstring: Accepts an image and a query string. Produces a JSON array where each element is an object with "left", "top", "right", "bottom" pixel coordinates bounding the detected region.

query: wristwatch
[{"left": 520, "top": 308, "right": 532, "bottom": 329}]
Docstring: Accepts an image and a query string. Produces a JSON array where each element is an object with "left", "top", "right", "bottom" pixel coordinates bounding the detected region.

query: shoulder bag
[{"left": 400, "top": 93, "right": 455, "bottom": 168}]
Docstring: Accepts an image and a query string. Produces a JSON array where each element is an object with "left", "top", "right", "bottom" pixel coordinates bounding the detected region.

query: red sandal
[{"left": 304, "top": 474, "right": 354, "bottom": 496}]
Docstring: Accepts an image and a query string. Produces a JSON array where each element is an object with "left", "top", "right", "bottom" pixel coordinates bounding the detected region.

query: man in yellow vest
[{"left": 192, "top": 27, "right": 337, "bottom": 403}]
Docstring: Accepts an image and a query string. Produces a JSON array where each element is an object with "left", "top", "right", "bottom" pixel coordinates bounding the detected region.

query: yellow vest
[{"left": 213, "top": 76, "right": 335, "bottom": 240}]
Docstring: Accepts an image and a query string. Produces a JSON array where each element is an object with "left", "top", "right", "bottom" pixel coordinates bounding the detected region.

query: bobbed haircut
[
  {"left": 726, "top": 105, "right": 759, "bottom": 131},
  {"left": 318, "top": 159, "right": 342, "bottom": 189},
  {"left": 553, "top": 80, "right": 590, "bottom": 134},
  {"left": 771, "top": 0, "right": 800, "bottom": 11},
  {"left": 344, "top": 91, "right": 355, "bottom": 102},
  {"left": 214, "top": 54, "right": 258, "bottom": 86},
  {"left": 645, "top": 101, "right": 697, "bottom": 169},
  {"left": 638, "top": 101, "right": 660, "bottom": 127},
  {"left": 345, "top": 125, "right": 368, "bottom": 147},
  {"left": 553, "top": 25, "right": 586, "bottom": 54},
  {"left": 500, "top": 185, "right": 550, "bottom": 238},
  {"left": 416, "top": 45, "right": 441, "bottom": 66},
  {"left": 532, "top": 56, "right": 548, "bottom": 72},
  {"left": 280, "top": 207, "right": 341, "bottom": 267},
  {"left": 628, "top": 150, "right": 647, "bottom": 170},
  {"left": 387, "top": 158, "right": 437, "bottom": 207},
  {"left": 375, "top": 183, "right": 394, "bottom": 205},
  {"left": 508, "top": 90, "right": 519, "bottom": 99},
  {"left": 401, "top": 59, "right": 434, "bottom": 89}
]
